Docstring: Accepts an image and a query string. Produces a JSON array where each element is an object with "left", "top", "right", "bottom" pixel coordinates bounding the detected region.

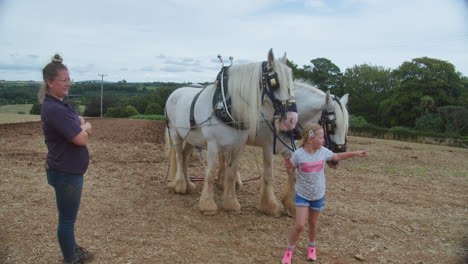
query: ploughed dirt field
[{"left": 0, "top": 118, "right": 467, "bottom": 264}]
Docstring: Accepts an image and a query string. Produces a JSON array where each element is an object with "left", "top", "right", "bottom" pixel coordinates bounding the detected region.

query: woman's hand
[{"left": 81, "top": 120, "right": 92, "bottom": 136}]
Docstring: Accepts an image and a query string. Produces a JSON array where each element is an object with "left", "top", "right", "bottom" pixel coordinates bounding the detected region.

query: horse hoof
[{"left": 187, "top": 182, "right": 197, "bottom": 193}]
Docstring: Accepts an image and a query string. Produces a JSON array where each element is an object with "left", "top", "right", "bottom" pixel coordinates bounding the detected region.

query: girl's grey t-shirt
[{"left": 291, "top": 147, "right": 334, "bottom": 201}]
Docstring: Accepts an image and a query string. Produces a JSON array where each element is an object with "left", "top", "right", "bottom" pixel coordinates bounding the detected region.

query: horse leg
[
  {"left": 235, "top": 165, "right": 243, "bottom": 190},
  {"left": 171, "top": 142, "right": 189, "bottom": 194},
  {"left": 223, "top": 147, "right": 242, "bottom": 213},
  {"left": 199, "top": 143, "right": 219, "bottom": 215},
  {"left": 259, "top": 150, "right": 281, "bottom": 217},
  {"left": 281, "top": 168, "right": 296, "bottom": 217},
  {"left": 182, "top": 143, "right": 197, "bottom": 193},
  {"left": 217, "top": 152, "right": 228, "bottom": 190},
  {"left": 218, "top": 151, "right": 242, "bottom": 191},
  {"left": 166, "top": 128, "right": 177, "bottom": 189},
  {"left": 166, "top": 144, "right": 177, "bottom": 189}
]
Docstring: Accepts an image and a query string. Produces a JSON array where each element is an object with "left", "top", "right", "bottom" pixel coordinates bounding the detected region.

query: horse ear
[
  {"left": 268, "top": 48, "right": 275, "bottom": 68},
  {"left": 341, "top": 94, "right": 349, "bottom": 106},
  {"left": 280, "top": 52, "right": 287, "bottom": 64},
  {"left": 325, "top": 90, "right": 333, "bottom": 110}
]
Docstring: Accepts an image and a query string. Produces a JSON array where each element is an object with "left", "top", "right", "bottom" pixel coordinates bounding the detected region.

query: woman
[{"left": 39, "top": 54, "right": 94, "bottom": 264}]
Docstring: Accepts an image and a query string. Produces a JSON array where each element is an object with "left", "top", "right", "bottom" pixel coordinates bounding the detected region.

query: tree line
[
  {"left": 287, "top": 57, "right": 468, "bottom": 137},
  {"left": 2, "top": 56, "right": 467, "bottom": 137}
]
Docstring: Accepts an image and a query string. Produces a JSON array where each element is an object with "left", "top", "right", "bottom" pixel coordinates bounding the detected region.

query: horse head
[
  {"left": 263, "top": 49, "right": 297, "bottom": 132},
  {"left": 228, "top": 48, "right": 297, "bottom": 139},
  {"left": 321, "top": 91, "right": 349, "bottom": 153}
]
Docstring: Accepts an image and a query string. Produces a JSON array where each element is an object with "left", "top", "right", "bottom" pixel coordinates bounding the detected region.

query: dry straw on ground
[{"left": 0, "top": 119, "right": 466, "bottom": 264}]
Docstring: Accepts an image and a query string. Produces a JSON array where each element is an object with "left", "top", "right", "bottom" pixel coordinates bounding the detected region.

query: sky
[{"left": 1, "top": 0, "right": 467, "bottom": 83}]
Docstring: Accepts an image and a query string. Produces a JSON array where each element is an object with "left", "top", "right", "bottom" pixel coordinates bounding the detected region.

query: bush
[
  {"left": 145, "top": 103, "right": 163, "bottom": 115},
  {"left": 414, "top": 113, "right": 444, "bottom": 133},
  {"left": 84, "top": 98, "right": 114, "bottom": 117},
  {"left": 17, "top": 111, "right": 26, "bottom": 115},
  {"left": 129, "top": 115, "right": 166, "bottom": 120},
  {"left": 349, "top": 115, "right": 368, "bottom": 127},
  {"left": 30, "top": 103, "right": 41, "bottom": 115},
  {"left": 124, "top": 105, "right": 139, "bottom": 117},
  {"left": 105, "top": 107, "right": 125, "bottom": 118}
]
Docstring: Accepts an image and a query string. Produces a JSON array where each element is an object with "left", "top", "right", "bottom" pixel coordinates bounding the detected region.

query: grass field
[
  {"left": 0, "top": 104, "right": 85, "bottom": 114},
  {"left": 0, "top": 113, "right": 41, "bottom": 124},
  {"left": 0, "top": 104, "right": 33, "bottom": 113}
]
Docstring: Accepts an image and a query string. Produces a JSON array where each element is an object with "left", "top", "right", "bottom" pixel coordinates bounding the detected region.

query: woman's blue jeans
[{"left": 47, "top": 168, "right": 83, "bottom": 262}]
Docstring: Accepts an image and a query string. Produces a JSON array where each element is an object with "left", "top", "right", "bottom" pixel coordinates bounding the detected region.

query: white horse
[
  {"left": 218, "top": 79, "right": 349, "bottom": 216},
  {"left": 165, "top": 49, "right": 298, "bottom": 215}
]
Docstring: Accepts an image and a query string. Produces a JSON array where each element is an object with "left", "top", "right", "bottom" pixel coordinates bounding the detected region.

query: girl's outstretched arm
[{"left": 332, "top": 151, "right": 367, "bottom": 162}]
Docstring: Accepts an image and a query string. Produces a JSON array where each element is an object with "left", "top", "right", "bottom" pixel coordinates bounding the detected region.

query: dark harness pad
[{"left": 212, "top": 66, "right": 247, "bottom": 130}]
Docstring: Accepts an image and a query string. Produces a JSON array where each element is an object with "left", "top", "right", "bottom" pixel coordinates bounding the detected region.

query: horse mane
[
  {"left": 294, "top": 78, "right": 349, "bottom": 140},
  {"left": 294, "top": 79, "right": 325, "bottom": 97},
  {"left": 227, "top": 59, "right": 292, "bottom": 138},
  {"left": 334, "top": 99, "right": 349, "bottom": 139}
]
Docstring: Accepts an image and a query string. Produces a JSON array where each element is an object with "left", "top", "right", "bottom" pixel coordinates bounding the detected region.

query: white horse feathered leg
[
  {"left": 166, "top": 128, "right": 177, "bottom": 188},
  {"left": 259, "top": 148, "right": 281, "bottom": 217},
  {"left": 218, "top": 152, "right": 242, "bottom": 191},
  {"left": 166, "top": 126, "right": 189, "bottom": 194},
  {"left": 181, "top": 143, "right": 197, "bottom": 193},
  {"left": 199, "top": 142, "right": 219, "bottom": 215},
  {"left": 173, "top": 141, "right": 189, "bottom": 194},
  {"left": 223, "top": 147, "right": 242, "bottom": 213}
]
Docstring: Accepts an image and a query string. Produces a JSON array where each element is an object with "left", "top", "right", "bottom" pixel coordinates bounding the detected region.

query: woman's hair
[
  {"left": 37, "top": 54, "right": 68, "bottom": 103},
  {"left": 299, "top": 123, "right": 323, "bottom": 147}
]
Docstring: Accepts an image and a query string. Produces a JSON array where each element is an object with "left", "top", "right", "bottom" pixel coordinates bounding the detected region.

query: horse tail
[{"left": 165, "top": 127, "right": 177, "bottom": 183}]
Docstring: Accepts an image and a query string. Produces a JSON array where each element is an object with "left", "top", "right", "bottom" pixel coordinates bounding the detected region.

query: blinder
[
  {"left": 261, "top": 61, "right": 297, "bottom": 121},
  {"left": 319, "top": 96, "right": 347, "bottom": 153},
  {"left": 319, "top": 109, "right": 336, "bottom": 135},
  {"left": 267, "top": 72, "right": 280, "bottom": 91}
]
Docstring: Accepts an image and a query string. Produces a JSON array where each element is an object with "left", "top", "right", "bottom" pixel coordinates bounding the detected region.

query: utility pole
[{"left": 98, "top": 73, "right": 107, "bottom": 118}]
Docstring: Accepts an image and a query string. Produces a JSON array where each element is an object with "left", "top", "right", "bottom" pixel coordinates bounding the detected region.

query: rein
[{"left": 261, "top": 113, "right": 297, "bottom": 154}]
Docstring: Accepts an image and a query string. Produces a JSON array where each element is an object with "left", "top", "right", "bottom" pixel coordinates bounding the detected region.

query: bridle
[
  {"left": 266, "top": 94, "right": 347, "bottom": 155},
  {"left": 319, "top": 95, "right": 347, "bottom": 153},
  {"left": 260, "top": 61, "right": 297, "bottom": 120}
]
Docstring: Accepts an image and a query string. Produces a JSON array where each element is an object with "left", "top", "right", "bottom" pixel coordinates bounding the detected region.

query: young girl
[{"left": 281, "top": 123, "right": 367, "bottom": 264}]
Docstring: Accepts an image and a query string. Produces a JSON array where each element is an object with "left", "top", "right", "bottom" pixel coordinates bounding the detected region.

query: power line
[{"left": 98, "top": 73, "right": 107, "bottom": 118}]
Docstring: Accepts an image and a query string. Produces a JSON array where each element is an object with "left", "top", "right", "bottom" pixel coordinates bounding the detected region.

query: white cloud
[{"left": 0, "top": 0, "right": 466, "bottom": 82}]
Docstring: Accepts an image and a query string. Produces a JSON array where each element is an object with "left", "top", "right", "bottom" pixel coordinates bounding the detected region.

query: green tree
[
  {"left": 420, "top": 95, "right": 435, "bottom": 113},
  {"left": 414, "top": 113, "right": 444, "bottom": 133},
  {"left": 437, "top": 106, "right": 468, "bottom": 136},
  {"left": 105, "top": 107, "right": 124, "bottom": 118},
  {"left": 381, "top": 57, "right": 465, "bottom": 127},
  {"left": 304, "top": 58, "right": 342, "bottom": 91},
  {"left": 124, "top": 105, "right": 139, "bottom": 117},
  {"left": 145, "top": 103, "right": 163, "bottom": 115},
  {"left": 84, "top": 98, "right": 114, "bottom": 117},
  {"left": 286, "top": 60, "right": 309, "bottom": 80},
  {"left": 30, "top": 103, "right": 42, "bottom": 115},
  {"left": 342, "top": 64, "right": 394, "bottom": 125}
]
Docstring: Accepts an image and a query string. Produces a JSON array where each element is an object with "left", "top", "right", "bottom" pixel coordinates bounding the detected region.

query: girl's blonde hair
[
  {"left": 299, "top": 123, "right": 323, "bottom": 147},
  {"left": 38, "top": 54, "right": 67, "bottom": 103}
]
